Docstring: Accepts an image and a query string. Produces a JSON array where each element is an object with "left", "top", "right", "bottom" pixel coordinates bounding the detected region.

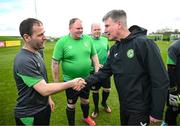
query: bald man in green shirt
[{"left": 90, "top": 23, "right": 112, "bottom": 119}]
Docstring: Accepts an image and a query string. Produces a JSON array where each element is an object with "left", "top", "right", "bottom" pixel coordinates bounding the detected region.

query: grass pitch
[{"left": 0, "top": 40, "right": 179, "bottom": 125}]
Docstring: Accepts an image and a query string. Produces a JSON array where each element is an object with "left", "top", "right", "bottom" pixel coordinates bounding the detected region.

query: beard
[{"left": 30, "top": 41, "right": 45, "bottom": 51}]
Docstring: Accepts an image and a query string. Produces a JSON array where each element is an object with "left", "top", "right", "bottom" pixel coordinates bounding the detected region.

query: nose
[{"left": 104, "top": 28, "right": 108, "bottom": 33}]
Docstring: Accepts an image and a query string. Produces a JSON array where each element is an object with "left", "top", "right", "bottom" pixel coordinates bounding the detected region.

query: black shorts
[
  {"left": 65, "top": 87, "right": 90, "bottom": 104},
  {"left": 165, "top": 105, "right": 180, "bottom": 124},
  {"left": 15, "top": 105, "right": 51, "bottom": 126},
  {"left": 91, "top": 77, "right": 111, "bottom": 91}
]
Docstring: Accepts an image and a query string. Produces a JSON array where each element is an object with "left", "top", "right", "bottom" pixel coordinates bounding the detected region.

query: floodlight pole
[{"left": 34, "top": 0, "right": 38, "bottom": 18}]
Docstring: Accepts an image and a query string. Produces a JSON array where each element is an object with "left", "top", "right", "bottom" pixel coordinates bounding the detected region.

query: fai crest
[{"left": 127, "top": 49, "right": 134, "bottom": 58}]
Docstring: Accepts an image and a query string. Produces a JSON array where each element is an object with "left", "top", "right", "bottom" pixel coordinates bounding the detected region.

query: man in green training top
[
  {"left": 52, "top": 18, "right": 99, "bottom": 126},
  {"left": 13, "top": 18, "right": 86, "bottom": 126},
  {"left": 90, "top": 23, "right": 112, "bottom": 119}
]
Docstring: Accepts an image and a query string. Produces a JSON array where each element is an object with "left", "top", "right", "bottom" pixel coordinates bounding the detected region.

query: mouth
[
  {"left": 76, "top": 33, "right": 82, "bottom": 37},
  {"left": 40, "top": 42, "right": 45, "bottom": 47}
]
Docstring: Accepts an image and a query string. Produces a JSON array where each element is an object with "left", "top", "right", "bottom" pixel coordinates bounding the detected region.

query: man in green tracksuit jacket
[{"left": 85, "top": 9, "right": 169, "bottom": 125}]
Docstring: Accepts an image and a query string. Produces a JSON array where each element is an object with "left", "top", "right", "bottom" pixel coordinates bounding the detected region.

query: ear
[
  {"left": 117, "top": 21, "right": 122, "bottom": 29},
  {"left": 69, "top": 27, "right": 72, "bottom": 32},
  {"left": 23, "top": 34, "right": 31, "bottom": 42},
  {"left": 117, "top": 20, "right": 122, "bottom": 25}
]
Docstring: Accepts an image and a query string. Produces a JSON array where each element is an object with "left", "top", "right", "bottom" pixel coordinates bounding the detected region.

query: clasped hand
[{"left": 71, "top": 78, "right": 86, "bottom": 91}]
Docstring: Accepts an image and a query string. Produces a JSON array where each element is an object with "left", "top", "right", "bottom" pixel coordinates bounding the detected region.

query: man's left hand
[{"left": 49, "top": 96, "right": 55, "bottom": 112}]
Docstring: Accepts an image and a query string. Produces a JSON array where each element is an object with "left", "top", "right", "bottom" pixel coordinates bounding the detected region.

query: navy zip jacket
[{"left": 86, "top": 25, "right": 169, "bottom": 119}]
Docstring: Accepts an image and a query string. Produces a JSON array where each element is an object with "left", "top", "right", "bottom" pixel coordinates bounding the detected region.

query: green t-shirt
[
  {"left": 91, "top": 36, "right": 109, "bottom": 64},
  {"left": 52, "top": 34, "right": 97, "bottom": 81}
]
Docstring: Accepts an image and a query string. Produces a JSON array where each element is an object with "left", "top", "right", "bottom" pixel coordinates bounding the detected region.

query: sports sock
[
  {"left": 92, "top": 92, "right": 99, "bottom": 112},
  {"left": 81, "top": 103, "right": 89, "bottom": 118},
  {"left": 66, "top": 107, "right": 75, "bottom": 126},
  {"left": 102, "top": 90, "right": 109, "bottom": 105}
]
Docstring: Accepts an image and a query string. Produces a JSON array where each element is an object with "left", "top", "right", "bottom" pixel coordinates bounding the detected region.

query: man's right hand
[{"left": 71, "top": 78, "right": 86, "bottom": 91}]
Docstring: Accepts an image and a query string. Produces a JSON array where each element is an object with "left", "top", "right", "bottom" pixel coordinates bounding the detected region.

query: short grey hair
[{"left": 102, "top": 9, "right": 127, "bottom": 26}]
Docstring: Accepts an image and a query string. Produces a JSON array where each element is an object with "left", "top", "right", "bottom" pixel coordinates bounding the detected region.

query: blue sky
[
  {"left": 0, "top": 0, "right": 35, "bottom": 35},
  {"left": 0, "top": 0, "right": 180, "bottom": 36}
]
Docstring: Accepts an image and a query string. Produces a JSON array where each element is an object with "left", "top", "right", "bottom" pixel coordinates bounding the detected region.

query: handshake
[{"left": 70, "top": 78, "right": 87, "bottom": 91}]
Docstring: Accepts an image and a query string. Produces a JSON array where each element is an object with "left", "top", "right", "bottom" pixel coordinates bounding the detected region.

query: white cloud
[
  {"left": 0, "top": 0, "right": 36, "bottom": 35},
  {"left": 0, "top": 0, "right": 180, "bottom": 36}
]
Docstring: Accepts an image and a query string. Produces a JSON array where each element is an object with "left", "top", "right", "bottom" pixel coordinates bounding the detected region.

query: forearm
[
  {"left": 86, "top": 68, "right": 112, "bottom": 87},
  {"left": 34, "top": 79, "right": 74, "bottom": 96},
  {"left": 92, "top": 54, "right": 100, "bottom": 72},
  {"left": 45, "top": 81, "right": 75, "bottom": 96},
  {"left": 86, "top": 55, "right": 112, "bottom": 85},
  {"left": 150, "top": 74, "right": 169, "bottom": 119},
  {"left": 146, "top": 41, "right": 169, "bottom": 118},
  {"left": 151, "top": 88, "right": 168, "bottom": 119},
  {"left": 51, "top": 59, "right": 60, "bottom": 82}
]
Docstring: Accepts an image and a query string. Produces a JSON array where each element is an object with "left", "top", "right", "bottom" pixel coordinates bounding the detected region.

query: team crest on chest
[
  {"left": 68, "top": 46, "right": 72, "bottom": 49},
  {"left": 127, "top": 49, "right": 134, "bottom": 58}
]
